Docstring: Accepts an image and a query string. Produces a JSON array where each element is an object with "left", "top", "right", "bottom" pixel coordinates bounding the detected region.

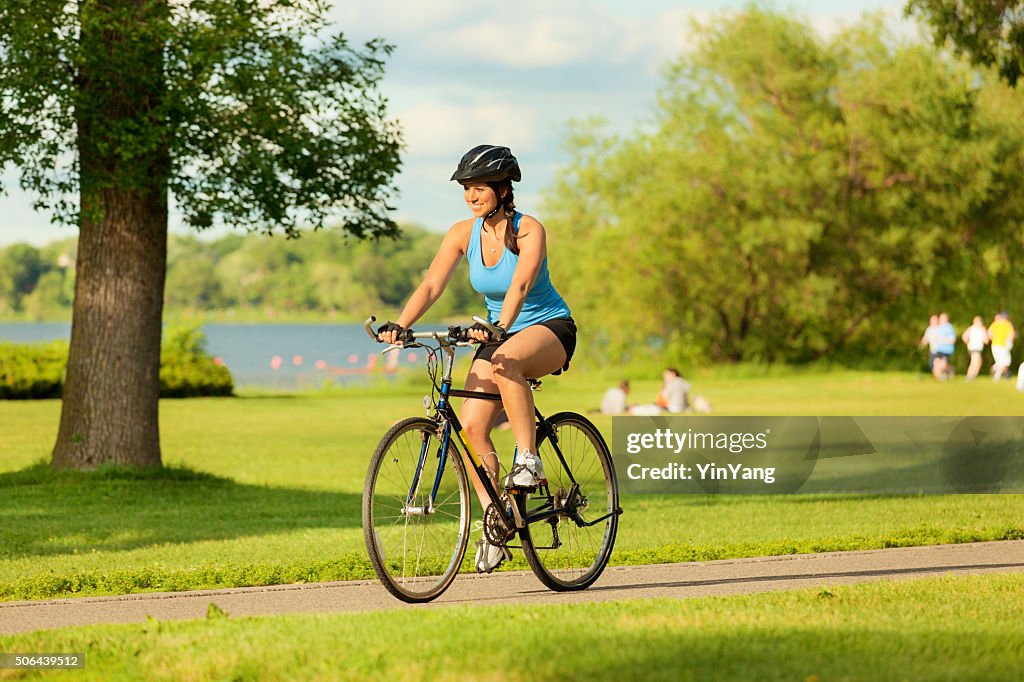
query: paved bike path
[{"left": 3, "top": 540, "right": 1022, "bottom": 635}]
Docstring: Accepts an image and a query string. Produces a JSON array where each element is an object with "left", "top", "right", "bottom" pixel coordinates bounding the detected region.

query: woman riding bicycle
[{"left": 376, "top": 144, "right": 576, "bottom": 574}]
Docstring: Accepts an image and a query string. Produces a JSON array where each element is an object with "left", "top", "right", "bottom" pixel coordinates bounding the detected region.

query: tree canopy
[
  {"left": 545, "top": 10, "right": 1024, "bottom": 369},
  {"left": 0, "top": 0, "right": 402, "bottom": 236},
  {"left": 1, "top": 0, "right": 403, "bottom": 468},
  {"left": 907, "top": 0, "right": 1024, "bottom": 86}
]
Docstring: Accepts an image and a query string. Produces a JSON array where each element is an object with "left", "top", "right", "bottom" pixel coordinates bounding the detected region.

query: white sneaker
[
  {"left": 509, "top": 451, "right": 546, "bottom": 488},
  {"left": 474, "top": 537, "right": 510, "bottom": 573}
]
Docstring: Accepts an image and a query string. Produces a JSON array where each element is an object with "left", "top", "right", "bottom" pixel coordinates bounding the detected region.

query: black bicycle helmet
[{"left": 450, "top": 145, "right": 522, "bottom": 183}]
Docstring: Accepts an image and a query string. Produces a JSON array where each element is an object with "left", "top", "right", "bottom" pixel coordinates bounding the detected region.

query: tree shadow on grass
[{"left": 0, "top": 461, "right": 365, "bottom": 559}]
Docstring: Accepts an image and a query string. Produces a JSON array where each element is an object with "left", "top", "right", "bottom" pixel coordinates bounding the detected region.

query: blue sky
[{"left": 0, "top": 0, "right": 911, "bottom": 247}]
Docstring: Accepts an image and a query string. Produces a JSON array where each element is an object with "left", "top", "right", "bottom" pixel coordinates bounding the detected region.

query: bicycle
[{"left": 361, "top": 316, "right": 623, "bottom": 603}]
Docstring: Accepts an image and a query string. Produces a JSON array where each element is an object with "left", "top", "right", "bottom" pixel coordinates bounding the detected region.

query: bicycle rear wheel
[
  {"left": 520, "top": 412, "right": 619, "bottom": 591},
  {"left": 363, "top": 416, "right": 470, "bottom": 603}
]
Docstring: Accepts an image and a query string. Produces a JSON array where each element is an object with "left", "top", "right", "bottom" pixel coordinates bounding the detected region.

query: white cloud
[
  {"left": 436, "top": 19, "right": 593, "bottom": 69},
  {"left": 327, "top": 0, "right": 700, "bottom": 70},
  {"left": 397, "top": 100, "right": 545, "bottom": 157},
  {"left": 639, "top": 7, "right": 712, "bottom": 72},
  {"left": 433, "top": 9, "right": 626, "bottom": 68},
  {"left": 325, "top": 0, "right": 469, "bottom": 37},
  {"left": 805, "top": 1, "right": 922, "bottom": 42}
]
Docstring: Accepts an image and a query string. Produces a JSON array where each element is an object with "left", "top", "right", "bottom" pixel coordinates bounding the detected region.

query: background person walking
[
  {"left": 933, "top": 313, "right": 956, "bottom": 380},
  {"left": 988, "top": 312, "right": 1015, "bottom": 381},
  {"left": 919, "top": 315, "right": 942, "bottom": 379},
  {"left": 962, "top": 316, "right": 989, "bottom": 380}
]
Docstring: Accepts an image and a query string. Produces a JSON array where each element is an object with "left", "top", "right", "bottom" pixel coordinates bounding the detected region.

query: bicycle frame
[{"left": 401, "top": 338, "right": 617, "bottom": 537}]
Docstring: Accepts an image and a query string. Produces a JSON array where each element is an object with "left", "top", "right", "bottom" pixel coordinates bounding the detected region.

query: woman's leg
[
  {"left": 489, "top": 325, "right": 567, "bottom": 456},
  {"left": 460, "top": 359, "right": 504, "bottom": 506},
  {"left": 460, "top": 359, "right": 514, "bottom": 572}
]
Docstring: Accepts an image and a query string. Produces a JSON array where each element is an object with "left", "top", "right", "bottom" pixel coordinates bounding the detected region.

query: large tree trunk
[
  {"left": 52, "top": 0, "right": 169, "bottom": 469},
  {"left": 52, "top": 189, "right": 167, "bottom": 469}
]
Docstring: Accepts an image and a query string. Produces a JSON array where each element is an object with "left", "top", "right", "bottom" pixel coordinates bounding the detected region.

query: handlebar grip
[
  {"left": 366, "top": 317, "right": 415, "bottom": 345},
  {"left": 448, "top": 326, "right": 472, "bottom": 343}
]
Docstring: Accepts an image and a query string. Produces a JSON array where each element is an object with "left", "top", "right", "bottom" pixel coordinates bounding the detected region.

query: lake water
[{"left": 0, "top": 322, "right": 454, "bottom": 389}]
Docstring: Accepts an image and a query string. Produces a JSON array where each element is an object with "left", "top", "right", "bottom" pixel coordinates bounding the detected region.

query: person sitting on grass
[
  {"left": 629, "top": 368, "right": 692, "bottom": 416},
  {"left": 600, "top": 380, "right": 630, "bottom": 415}
]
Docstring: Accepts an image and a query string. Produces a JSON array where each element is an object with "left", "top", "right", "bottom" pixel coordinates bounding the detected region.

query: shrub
[
  {"left": 0, "top": 340, "right": 67, "bottom": 399},
  {"left": 160, "top": 324, "right": 234, "bottom": 398},
  {"left": 0, "top": 325, "right": 233, "bottom": 399}
]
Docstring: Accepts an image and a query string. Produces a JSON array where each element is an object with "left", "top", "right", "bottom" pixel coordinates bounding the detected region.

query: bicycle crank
[{"left": 483, "top": 498, "right": 516, "bottom": 545}]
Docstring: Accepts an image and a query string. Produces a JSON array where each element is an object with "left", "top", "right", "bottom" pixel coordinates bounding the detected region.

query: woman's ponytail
[{"left": 488, "top": 180, "right": 519, "bottom": 256}]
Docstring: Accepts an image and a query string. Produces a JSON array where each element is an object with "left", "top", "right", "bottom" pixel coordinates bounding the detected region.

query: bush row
[
  {"left": 0, "top": 326, "right": 233, "bottom": 399},
  {"left": 0, "top": 341, "right": 66, "bottom": 399}
]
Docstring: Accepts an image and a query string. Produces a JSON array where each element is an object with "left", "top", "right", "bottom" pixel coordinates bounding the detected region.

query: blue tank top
[{"left": 467, "top": 212, "right": 571, "bottom": 333}]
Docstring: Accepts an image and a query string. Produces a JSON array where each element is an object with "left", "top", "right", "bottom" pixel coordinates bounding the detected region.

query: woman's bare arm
[{"left": 378, "top": 221, "right": 470, "bottom": 343}]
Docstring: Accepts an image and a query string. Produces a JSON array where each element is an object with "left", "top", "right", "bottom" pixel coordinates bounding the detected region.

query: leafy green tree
[
  {"left": 907, "top": 0, "right": 1024, "bottom": 85},
  {"left": 22, "top": 270, "right": 70, "bottom": 320},
  {"left": 547, "top": 10, "right": 1024, "bottom": 368},
  {"left": 0, "top": 0, "right": 401, "bottom": 468},
  {"left": 165, "top": 236, "right": 225, "bottom": 310},
  {"left": 0, "top": 244, "right": 42, "bottom": 313},
  {"left": 309, "top": 261, "right": 376, "bottom": 314},
  {"left": 0, "top": 240, "right": 75, "bottom": 317}
]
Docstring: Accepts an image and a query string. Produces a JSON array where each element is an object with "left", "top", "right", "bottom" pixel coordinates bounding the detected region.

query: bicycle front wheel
[
  {"left": 363, "top": 416, "right": 471, "bottom": 603},
  {"left": 520, "top": 412, "right": 619, "bottom": 591}
]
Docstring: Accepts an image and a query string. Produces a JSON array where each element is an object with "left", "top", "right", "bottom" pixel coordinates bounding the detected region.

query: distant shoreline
[{"left": 0, "top": 311, "right": 479, "bottom": 326}]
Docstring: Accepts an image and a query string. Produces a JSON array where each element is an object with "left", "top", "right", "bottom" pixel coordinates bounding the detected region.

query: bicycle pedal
[{"left": 507, "top": 483, "right": 542, "bottom": 494}]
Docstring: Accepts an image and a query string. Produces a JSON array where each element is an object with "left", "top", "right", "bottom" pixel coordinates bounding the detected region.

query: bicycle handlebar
[{"left": 363, "top": 315, "right": 504, "bottom": 350}]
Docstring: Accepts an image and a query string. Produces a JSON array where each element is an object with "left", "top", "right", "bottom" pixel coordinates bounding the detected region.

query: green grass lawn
[
  {"left": 2, "top": 370, "right": 1023, "bottom": 601},
  {"left": 2, "top": 572, "right": 1022, "bottom": 681}
]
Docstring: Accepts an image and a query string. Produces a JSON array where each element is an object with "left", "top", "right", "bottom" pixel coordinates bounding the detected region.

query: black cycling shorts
[{"left": 471, "top": 317, "right": 577, "bottom": 375}]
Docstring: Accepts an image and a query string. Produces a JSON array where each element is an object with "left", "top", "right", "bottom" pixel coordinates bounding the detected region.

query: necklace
[{"left": 485, "top": 223, "right": 504, "bottom": 254}]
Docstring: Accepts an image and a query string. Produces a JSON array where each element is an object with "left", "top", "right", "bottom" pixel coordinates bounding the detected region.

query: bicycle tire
[
  {"left": 519, "top": 412, "right": 619, "bottom": 591},
  {"left": 362, "top": 416, "right": 471, "bottom": 603}
]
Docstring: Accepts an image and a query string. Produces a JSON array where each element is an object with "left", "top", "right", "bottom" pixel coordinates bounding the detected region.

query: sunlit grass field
[
  {"left": 2, "top": 573, "right": 1022, "bottom": 681},
  {"left": 2, "top": 370, "right": 1022, "bottom": 600}
]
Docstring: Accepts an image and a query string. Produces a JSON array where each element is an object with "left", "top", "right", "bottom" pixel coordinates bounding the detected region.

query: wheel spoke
[
  {"left": 523, "top": 414, "right": 617, "bottom": 590},
  {"left": 365, "top": 419, "right": 470, "bottom": 601}
]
